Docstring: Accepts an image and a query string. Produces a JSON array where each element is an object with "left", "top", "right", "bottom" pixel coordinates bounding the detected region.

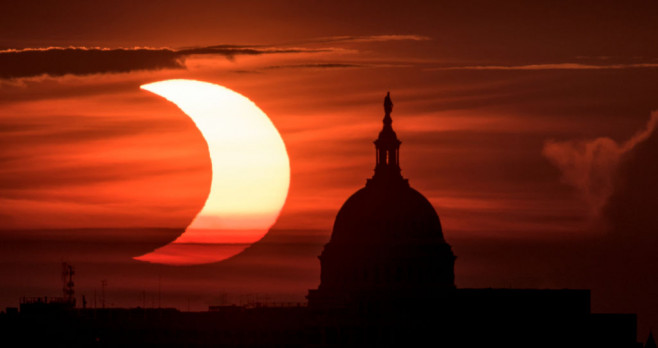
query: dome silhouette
[
  {"left": 308, "top": 92, "right": 455, "bottom": 308},
  {"left": 331, "top": 184, "right": 444, "bottom": 245}
]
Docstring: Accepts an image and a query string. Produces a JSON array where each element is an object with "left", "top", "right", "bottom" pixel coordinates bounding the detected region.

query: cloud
[
  {"left": 0, "top": 45, "right": 327, "bottom": 79},
  {"left": 310, "top": 34, "right": 431, "bottom": 44},
  {"left": 435, "top": 63, "right": 658, "bottom": 71},
  {"left": 177, "top": 45, "right": 326, "bottom": 60},
  {"left": 0, "top": 34, "right": 432, "bottom": 79},
  {"left": 0, "top": 47, "right": 183, "bottom": 79},
  {"left": 603, "top": 113, "right": 658, "bottom": 240},
  {"left": 264, "top": 63, "right": 363, "bottom": 70},
  {"left": 543, "top": 112, "right": 658, "bottom": 219},
  {"left": 543, "top": 136, "right": 622, "bottom": 214}
]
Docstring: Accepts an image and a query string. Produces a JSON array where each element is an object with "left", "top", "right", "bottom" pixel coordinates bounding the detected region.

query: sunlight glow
[{"left": 135, "top": 79, "right": 290, "bottom": 264}]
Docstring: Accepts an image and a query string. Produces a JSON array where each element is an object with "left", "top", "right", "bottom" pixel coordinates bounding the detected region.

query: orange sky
[{"left": 1, "top": 0, "right": 658, "bottom": 340}]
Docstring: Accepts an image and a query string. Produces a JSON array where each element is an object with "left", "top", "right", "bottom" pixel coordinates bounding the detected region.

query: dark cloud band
[
  {"left": 0, "top": 45, "right": 322, "bottom": 79},
  {"left": 0, "top": 47, "right": 182, "bottom": 79}
]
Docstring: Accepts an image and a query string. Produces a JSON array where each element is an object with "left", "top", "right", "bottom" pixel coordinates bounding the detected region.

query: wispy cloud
[
  {"left": 435, "top": 63, "right": 658, "bottom": 71},
  {"left": 177, "top": 45, "right": 328, "bottom": 60},
  {"left": 310, "top": 34, "right": 431, "bottom": 44},
  {"left": 542, "top": 112, "right": 658, "bottom": 215},
  {"left": 264, "top": 63, "right": 364, "bottom": 70}
]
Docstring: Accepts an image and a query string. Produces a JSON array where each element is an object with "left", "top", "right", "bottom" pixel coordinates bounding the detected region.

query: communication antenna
[
  {"left": 101, "top": 280, "right": 107, "bottom": 309},
  {"left": 61, "top": 262, "right": 75, "bottom": 306}
]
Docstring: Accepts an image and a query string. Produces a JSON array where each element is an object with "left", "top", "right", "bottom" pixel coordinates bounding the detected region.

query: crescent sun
[{"left": 134, "top": 79, "right": 290, "bottom": 265}]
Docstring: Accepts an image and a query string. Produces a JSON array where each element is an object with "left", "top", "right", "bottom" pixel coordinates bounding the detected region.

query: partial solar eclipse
[{"left": 135, "top": 79, "right": 290, "bottom": 265}]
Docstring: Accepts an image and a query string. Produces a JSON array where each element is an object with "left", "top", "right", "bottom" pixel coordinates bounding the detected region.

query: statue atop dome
[{"left": 384, "top": 91, "right": 393, "bottom": 115}]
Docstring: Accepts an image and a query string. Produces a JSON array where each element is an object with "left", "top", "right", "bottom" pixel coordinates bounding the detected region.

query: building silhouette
[
  {"left": 305, "top": 93, "right": 640, "bottom": 347},
  {"left": 0, "top": 93, "right": 643, "bottom": 347},
  {"left": 308, "top": 92, "right": 455, "bottom": 310},
  {"left": 646, "top": 332, "right": 656, "bottom": 348}
]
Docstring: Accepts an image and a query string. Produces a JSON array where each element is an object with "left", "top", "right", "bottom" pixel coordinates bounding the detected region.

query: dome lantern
[{"left": 371, "top": 92, "right": 404, "bottom": 185}]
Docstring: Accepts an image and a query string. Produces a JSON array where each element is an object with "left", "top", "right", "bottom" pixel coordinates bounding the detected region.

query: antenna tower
[{"left": 61, "top": 262, "right": 75, "bottom": 306}]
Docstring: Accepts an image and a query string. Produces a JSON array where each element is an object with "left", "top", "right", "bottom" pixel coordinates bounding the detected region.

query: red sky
[{"left": 1, "top": 0, "right": 657, "bottom": 340}]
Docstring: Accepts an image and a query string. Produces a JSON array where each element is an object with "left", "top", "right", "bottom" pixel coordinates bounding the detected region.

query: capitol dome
[
  {"left": 331, "top": 183, "right": 445, "bottom": 245},
  {"left": 308, "top": 93, "right": 455, "bottom": 309}
]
